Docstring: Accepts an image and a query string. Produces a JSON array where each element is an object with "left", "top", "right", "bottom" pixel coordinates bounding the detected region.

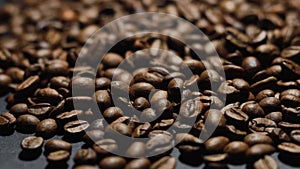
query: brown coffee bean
[
  {"left": 95, "top": 77, "right": 111, "bottom": 89},
  {"left": 36, "top": 118, "right": 57, "bottom": 138},
  {"left": 130, "top": 82, "right": 155, "bottom": 98},
  {"left": 150, "top": 90, "right": 168, "bottom": 105},
  {"left": 249, "top": 118, "right": 277, "bottom": 133},
  {"left": 0, "top": 74, "right": 12, "bottom": 88},
  {"left": 35, "top": 88, "right": 63, "bottom": 104},
  {"left": 103, "top": 107, "right": 124, "bottom": 123},
  {"left": 6, "top": 67, "right": 24, "bottom": 82},
  {"left": 204, "top": 136, "right": 230, "bottom": 153},
  {"left": 146, "top": 130, "right": 174, "bottom": 156},
  {"left": 64, "top": 120, "right": 89, "bottom": 134},
  {"left": 47, "top": 150, "right": 70, "bottom": 162},
  {"left": 278, "top": 142, "right": 300, "bottom": 154},
  {"left": 253, "top": 155, "right": 278, "bottom": 169},
  {"left": 45, "top": 59, "right": 69, "bottom": 76},
  {"left": 225, "top": 106, "right": 249, "bottom": 125},
  {"left": 175, "top": 133, "right": 202, "bottom": 153},
  {"left": 134, "top": 71, "right": 163, "bottom": 87},
  {"left": 10, "top": 103, "right": 28, "bottom": 116},
  {"left": 203, "top": 153, "right": 228, "bottom": 163},
  {"left": 83, "top": 130, "right": 104, "bottom": 144},
  {"left": 74, "top": 165, "right": 100, "bottom": 169},
  {"left": 204, "top": 109, "right": 226, "bottom": 129},
  {"left": 50, "top": 76, "right": 70, "bottom": 89},
  {"left": 60, "top": 8, "right": 78, "bottom": 21},
  {"left": 255, "top": 44, "right": 280, "bottom": 63},
  {"left": 21, "top": 136, "right": 43, "bottom": 150},
  {"left": 241, "top": 101, "right": 265, "bottom": 117},
  {"left": 280, "top": 94, "right": 300, "bottom": 108},
  {"left": 16, "top": 114, "right": 40, "bottom": 133},
  {"left": 291, "top": 130, "right": 300, "bottom": 143},
  {"left": 150, "top": 156, "right": 176, "bottom": 169},
  {"left": 270, "top": 128, "right": 291, "bottom": 142},
  {"left": 102, "top": 53, "right": 123, "bottom": 67},
  {"left": 179, "top": 98, "right": 204, "bottom": 119},
  {"left": 107, "top": 122, "right": 133, "bottom": 137},
  {"left": 28, "top": 103, "right": 53, "bottom": 117},
  {"left": 256, "top": 89, "right": 275, "bottom": 102},
  {"left": 93, "top": 139, "right": 118, "bottom": 156},
  {"left": 125, "top": 141, "right": 146, "bottom": 157},
  {"left": 125, "top": 158, "right": 151, "bottom": 169},
  {"left": 259, "top": 97, "right": 281, "bottom": 113},
  {"left": 242, "top": 56, "right": 262, "bottom": 74},
  {"left": 56, "top": 110, "right": 83, "bottom": 123},
  {"left": 0, "top": 112, "right": 16, "bottom": 130},
  {"left": 45, "top": 139, "right": 72, "bottom": 153},
  {"left": 132, "top": 122, "right": 152, "bottom": 138},
  {"left": 278, "top": 121, "right": 300, "bottom": 130},
  {"left": 99, "top": 156, "right": 126, "bottom": 169},
  {"left": 265, "top": 112, "right": 282, "bottom": 123},
  {"left": 16, "top": 75, "right": 39, "bottom": 94},
  {"left": 246, "top": 144, "right": 275, "bottom": 159},
  {"left": 133, "top": 97, "right": 150, "bottom": 110},
  {"left": 94, "top": 90, "right": 111, "bottom": 109},
  {"left": 70, "top": 77, "right": 94, "bottom": 95},
  {"left": 244, "top": 133, "right": 273, "bottom": 146},
  {"left": 74, "top": 148, "right": 97, "bottom": 164},
  {"left": 224, "top": 141, "right": 249, "bottom": 156}
]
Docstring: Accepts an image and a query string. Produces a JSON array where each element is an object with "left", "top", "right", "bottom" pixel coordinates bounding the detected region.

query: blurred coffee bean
[
  {"left": 74, "top": 148, "right": 97, "bottom": 164},
  {"left": 99, "top": 156, "right": 126, "bottom": 169},
  {"left": 278, "top": 142, "right": 300, "bottom": 154},
  {"left": 83, "top": 130, "right": 104, "bottom": 144},
  {"left": 249, "top": 118, "right": 277, "bottom": 133},
  {"left": 16, "top": 114, "right": 40, "bottom": 133},
  {"left": 45, "top": 139, "right": 72, "bottom": 153},
  {"left": 253, "top": 155, "right": 278, "bottom": 169},
  {"left": 125, "top": 158, "right": 151, "bottom": 169},
  {"left": 47, "top": 150, "right": 70, "bottom": 162},
  {"left": 150, "top": 156, "right": 176, "bottom": 169}
]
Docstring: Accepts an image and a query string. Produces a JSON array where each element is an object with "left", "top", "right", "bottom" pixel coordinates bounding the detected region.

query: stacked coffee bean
[{"left": 0, "top": 0, "right": 300, "bottom": 169}]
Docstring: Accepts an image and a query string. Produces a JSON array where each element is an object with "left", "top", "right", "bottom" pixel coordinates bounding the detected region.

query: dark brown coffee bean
[
  {"left": 107, "top": 122, "right": 133, "bottom": 137},
  {"left": 95, "top": 77, "right": 111, "bottom": 89},
  {"left": 226, "top": 124, "right": 248, "bottom": 139},
  {"left": 179, "top": 98, "right": 204, "bottom": 119},
  {"left": 183, "top": 59, "right": 205, "bottom": 74},
  {"left": 204, "top": 109, "right": 226, "bottom": 129},
  {"left": 36, "top": 118, "right": 57, "bottom": 138},
  {"left": 278, "top": 121, "right": 300, "bottom": 130},
  {"left": 280, "top": 94, "right": 300, "bottom": 108},
  {"left": 225, "top": 106, "right": 249, "bottom": 125},
  {"left": 90, "top": 119, "right": 106, "bottom": 130},
  {"left": 134, "top": 71, "right": 163, "bottom": 87},
  {"left": 249, "top": 118, "right": 277, "bottom": 133},
  {"left": 265, "top": 112, "right": 282, "bottom": 123},
  {"left": 70, "top": 77, "right": 94, "bottom": 95},
  {"left": 125, "top": 141, "right": 146, "bottom": 157},
  {"left": 64, "top": 120, "right": 89, "bottom": 134},
  {"left": 47, "top": 150, "right": 70, "bottom": 162},
  {"left": 256, "top": 89, "right": 275, "bottom": 102},
  {"left": 175, "top": 133, "right": 202, "bottom": 153},
  {"left": 130, "top": 82, "right": 155, "bottom": 98},
  {"left": 204, "top": 136, "right": 230, "bottom": 153},
  {"left": 150, "top": 156, "right": 176, "bottom": 169},
  {"left": 251, "top": 76, "right": 277, "bottom": 94},
  {"left": 281, "top": 89, "right": 300, "bottom": 97},
  {"left": 132, "top": 122, "right": 152, "bottom": 138},
  {"left": 103, "top": 107, "right": 124, "bottom": 123},
  {"left": 203, "top": 153, "right": 228, "bottom": 163},
  {"left": 50, "top": 76, "right": 70, "bottom": 89},
  {"left": 133, "top": 97, "right": 150, "bottom": 111},
  {"left": 102, "top": 53, "right": 123, "bottom": 67},
  {"left": 10, "top": 103, "right": 28, "bottom": 116},
  {"left": 291, "top": 130, "right": 300, "bottom": 143},
  {"left": 278, "top": 142, "right": 300, "bottom": 154},
  {"left": 16, "top": 75, "right": 39, "bottom": 94},
  {"left": 93, "top": 139, "right": 118, "bottom": 155},
  {"left": 146, "top": 130, "right": 174, "bottom": 156},
  {"left": 253, "top": 155, "right": 278, "bottom": 169},
  {"left": 45, "top": 139, "right": 72, "bottom": 153},
  {"left": 246, "top": 144, "right": 275, "bottom": 159},
  {"left": 241, "top": 101, "right": 265, "bottom": 117},
  {"left": 99, "top": 156, "right": 126, "bottom": 169},
  {"left": 74, "top": 165, "right": 100, "bottom": 169},
  {"left": 28, "top": 103, "right": 53, "bottom": 117},
  {"left": 224, "top": 141, "right": 249, "bottom": 156},
  {"left": 83, "top": 130, "right": 104, "bottom": 144},
  {"left": 0, "top": 112, "right": 16, "bottom": 130},
  {"left": 5, "top": 67, "right": 24, "bottom": 82},
  {"left": 94, "top": 90, "right": 111, "bottom": 109},
  {"left": 56, "top": 110, "right": 83, "bottom": 123},
  {"left": 21, "top": 136, "right": 43, "bottom": 150},
  {"left": 16, "top": 114, "right": 40, "bottom": 133},
  {"left": 74, "top": 148, "right": 97, "bottom": 164},
  {"left": 45, "top": 59, "right": 69, "bottom": 76},
  {"left": 259, "top": 97, "right": 281, "bottom": 113},
  {"left": 242, "top": 56, "right": 262, "bottom": 74},
  {"left": 255, "top": 44, "right": 280, "bottom": 63},
  {"left": 35, "top": 88, "right": 63, "bottom": 104},
  {"left": 244, "top": 133, "right": 273, "bottom": 146},
  {"left": 0, "top": 74, "right": 12, "bottom": 88},
  {"left": 152, "top": 98, "right": 172, "bottom": 115},
  {"left": 125, "top": 158, "right": 151, "bottom": 169},
  {"left": 271, "top": 128, "right": 291, "bottom": 142}
]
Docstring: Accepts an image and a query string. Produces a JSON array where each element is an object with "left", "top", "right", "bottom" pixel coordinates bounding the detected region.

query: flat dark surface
[{"left": 0, "top": 94, "right": 300, "bottom": 169}]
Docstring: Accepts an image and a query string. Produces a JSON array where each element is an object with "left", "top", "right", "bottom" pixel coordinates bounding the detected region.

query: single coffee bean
[
  {"left": 224, "top": 141, "right": 249, "bottom": 157},
  {"left": 50, "top": 76, "right": 70, "bottom": 89},
  {"left": 278, "top": 121, "right": 300, "bottom": 131},
  {"left": 10, "top": 103, "right": 28, "bottom": 116},
  {"left": 70, "top": 77, "right": 94, "bottom": 95},
  {"left": 45, "top": 59, "right": 69, "bottom": 76},
  {"left": 125, "top": 158, "right": 151, "bottom": 169},
  {"left": 265, "top": 112, "right": 282, "bottom": 123},
  {"left": 253, "top": 155, "right": 278, "bottom": 169},
  {"left": 103, "top": 107, "right": 124, "bottom": 123},
  {"left": 16, "top": 114, "right": 40, "bottom": 133},
  {"left": 0, "top": 112, "right": 16, "bottom": 130},
  {"left": 16, "top": 75, "right": 39, "bottom": 94},
  {"left": 270, "top": 128, "right": 291, "bottom": 142},
  {"left": 203, "top": 153, "right": 228, "bottom": 163},
  {"left": 134, "top": 71, "right": 163, "bottom": 87},
  {"left": 146, "top": 130, "right": 174, "bottom": 156},
  {"left": 90, "top": 119, "right": 106, "bottom": 130},
  {"left": 244, "top": 133, "right": 273, "bottom": 146},
  {"left": 280, "top": 94, "right": 300, "bottom": 108},
  {"left": 130, "top": 82, "right": 155, "bottom": 98},
  {"left": 179, "top": 98, "right": 204, "bottom": 119},
  {"left": 175, "top": 133, "right": 202, "bottom": 153},
  {"left": 204, "top": 136, "right": 230, "bottom": 153},
  {"left": 6, "top": 67, "right": 24, "bottom": 82},
  {"left": 241, "top": 101, "right": 265, "bottom": 117},
  {"left": 21, "top": 136, "right": 43, "bottom": 150},
  {"left": 132, "top": 122, "right": 152, "bottom": 138},
  {"left": 74, "top": 165, "right": 100, "bottom": 169},
  {"left": 291, "top": 130, "right": 300, "bottom": 143},
  {"left": 36, "top": 118, "right": 57, "bottom": 138},
  {"left": 259, "top": 97, "right": 281, "bottom": 113},
  {"left": 249, "top": 118, "right": 277, "bottom": 133},
  {"left": 56, "top": 110, "right": 83, "bottom": 123},
  {"left": 45, "top": 139, "right": 72, "bottom": 153},
  {"left": 0, "top": 74, "right": 12, "bottom": 88},
  {"left": 246, "top": 144, "right": 275, "bottom": 159},
  {"left": 93, "top": 139, "right": 118, "bottom": 155},
  {"left": 106, "top": 122, "right": 133, "bottom": 137},
  {"left": 204, "top": 109, "right": 226, "bottom": 129},
  {"left": 150, "top": 156, "right": 176, "bottom": 169},
  {"left": 140, "top": 108, "right": 158, "bottom": 123},
  {"left": 226, "top": 124, "right": 248, "bottom": 140},
  {"left": 99, "top": 156, "right": 126, "bottom": 169},
  {"left": 74, "top": 148, "right": 97, "bottom": 164},
  {"left": 83, "top": 130, "right": 104, "bottom": 144},
  {"left": 47, "top": 150, "right": 70, "bottom": 162},
  {"left": 242, "top": 56, "right": 262, "bottom": 75},
  {"left": 95, "top": 77, "right": 111, "bottom": 90},
  {"left": 64, "top": 120, "right": 89, "bottom": 134},
  {"left": 94, "top": 90, "right": 112, "bottom": 109},
  {"left": 125, "top": 141, "right": 146, "bottom": 157},
  {"left": 256, "top": 89, "right": 275, "bottom": 102},
  {"left": 133, "top": 97, "right": 150, "bottom": 111},
  {"left": 28, "top": 103, "right": 53, "bottom": 117},
  {"left": 102, "top": 53, "right": 123, "bottom": 67},
  {"left": 278, "top": 142, "right": 300, "bottom": 154},
  {"left": 225, "top": 107, "right": 249, "bottom": 125},
  {"left": 150, "top": 90, "right": 168, "bottom": 105}
]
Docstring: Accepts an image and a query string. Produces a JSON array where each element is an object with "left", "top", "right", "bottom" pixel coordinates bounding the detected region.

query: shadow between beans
[{"left": 19, "top": 149, "right": 42, "bottom": 161}]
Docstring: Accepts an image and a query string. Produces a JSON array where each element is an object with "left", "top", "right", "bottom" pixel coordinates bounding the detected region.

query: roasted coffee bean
[
  {"left": 134, "top": 71, "right": 164, "bottom": 87},
  {"left": 83, "top": 130, "right": 104, "bottom": 144},
  {"left": 241, "top": 101, "right": 265, "bottom": 117},
  {"left": 102, "top": 53, "right": 123, "bottom": 67},
  {"left": 106, "top": 122, "right": 133, "bottom": 137},
  {"left": 278, "top": 142, "right": 300, "bottom": 154},
  {"left": 132, "top": 122, "right": 152, "bottom": 137},
  {"left": 179, "top": 98, "right": 204, "bottom": 119},
  {"left": 10, "top": 103, "right": 28, "bottom": 116},
  {"left": 70, "top": 77, "right": 94, "bottom": 95},
  {"left": 280, "top": 94, "right": 300, "bottom": 108},
  {"left": 133, "top": 97, "right": 150, "bottom": 111},
  {"left": 74, "top": 148, "right": 97, "bottom": 164},
  {"left": 16, "top": 114, "right": 40, "bottom": 133},
  {"left": 28, "top": 103, "right": 53, "bottom": 117},
  {"left": 16, "top": 75, "right": 39, "bottom": 94},
  {"left": 203, "top": 153, "right": 228, "bottom": 163},
  {"left": 95, "top": 77, "right": 111, "bottom": 89},
  {"left": 94, "top": 90, "right": 111, "bottom": 109},
  {"left": 90, "top": 119, "right": 106, "bottom": 130},
  {"left": 35, "top": 88, "right": 63, "bottom": 104},
  {"left": 47, "top": 150, "right": 70, "bottom": 162},
  {"left": 224, "top": 141, "right": 249, "bottom": 157},
  {"left": 265, "top": 112, "right": 282, "bottom": 123},
  {"left": 21, "top": 136, "right": 43, "bottom": 150},
  {"left": 5, "top": 67, "right": 24, "bottom": 82},
  {"left": 0, "top": 74, "right": 12, "bottom": 88},
  {"left": 150, "top": 156, "right": 176, "bottom": 169},
  {"left": 103, "top": 107, "right": 124, "bottom": 123},
  {"left": 242, "top": 56, "right": 262, "bottom": 75},
  {"left": 140, "top": 108, "right": 158, "bottom": 122},
  {"left": 226, "top": 124, "right": 248, "bottom": 139},
  {"left": 270, "top": 128, "right": 291, "bottom": 142},
  {"left": 45, "top": 139, "right": 72, "bottom": 153},
  {"left": 225, "top": 107, "right": 249, "bottom": 125},
  {"left": 64, "top": 120, "right": 89, "bottom": 134},
  {"left": 204, "top": 136, "right": 230, "bottom": 153},
  {"left": 278, "top": 121, "right": 300, "bottom": 131},
  {"left": 259, "top": 97, "right": 281, "bottom": 113},
  {"left": 175, "top": 133, "right": 202, "bottom": 153},
  {"left": 0, "top": 112, "right": 16, "bottom": 130},
  {"left": 125, "top": 158, "right": 151, "bottom": 169},
  {"left": 93, "top": 139, "right": 118, "bottom": 155},
  {"left": 125, "top": 141, "right": 146, "bottom": 157},
  {"left": 45, "top": 60, "right": 69, "bottom": 76},
  {"left": 249, "top": 118, "right": 277, "bottom": 133},
  {"left": 246, "top": 144, "right": 275, "bottom": 159},
  {"left": 56, "top": 110, "right": 83, "bottom": 123},
  {"left": 291, "top": 130, "right": 300, "bottom": 143},
  {"left": 256, "top": 89, "right": 275, "bottom": 102},
  {"left": 130, "top": 82, "right": 155, "bottom": 98},
  {"left": 36, "top": 118, "right": 57, "bottom": 138},
  {"left": 253, "top": 155, "right": 278, "bottom": 169},
  {"left": 99, "top": 156, "right": 126, "bottom": 169},
  {"left": 74, "top": 165, "right": 100, "bottom": 169},
  {"left": 146, "top": 130, "right": 174, "bottom": 156},
  {"left": 244, "top": 133, "right": 273, "bottom": 146},
  {"left": 204, "top": 109, "right": 226, "bottom": 129},
  {"left": 50, "top": 76, "right": 70, "bottom": 89}
]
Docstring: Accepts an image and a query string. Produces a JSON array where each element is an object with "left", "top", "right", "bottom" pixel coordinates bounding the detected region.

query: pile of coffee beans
[{"left": 0, "top": 0, "right": 300, "bottom": 169}]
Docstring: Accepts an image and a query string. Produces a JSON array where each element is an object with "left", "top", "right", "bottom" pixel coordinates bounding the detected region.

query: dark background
[{"left": 0, "top": 0, "right": 299, "bottom": 168}]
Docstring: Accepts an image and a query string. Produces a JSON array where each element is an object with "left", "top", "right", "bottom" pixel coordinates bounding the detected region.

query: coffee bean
[
  {"left": 242, "top": 56, "right": 262, "bottom": 75},
  {"left": 103, "top": 107, "right": 124, "bottom": 123},
  {"left": 16, "top": 114, "right": 40, "bottom": 133},
  {"left": 64, "top": 120, "right": 89, "bottom": 134},
  {"left": 249, "top": 118, "right": 277, "bottom": 133},
  {"left": 224, "top": 141, "right": 249, "bottom": 156},
  {"left": 35, "top": 88, "right": 63, "bottom": 104},
  {"left": 21, "top": 136, "right": 43, "bottom": 150},
  {"left": 99, "top": 156, "right": 126, "bottom": 169},
  {"left": 246, "top": 144, "right": 275, "bottom": 159},
  {"left": 36, "top": 118, "right": 57, "bottom": 138},
  {"left": 265, "top": 112, "right": 282, "bottom": 123},
  {"left": 280, "top": 94, "right": 300, "bottom": 108},
  {"left": 270, "top": 128, "right": 291, "bottom": 142},
  {"left": 28, "top": 103, "right": 53, "bottom": 117},
  {"left": 95, "top": 77, "right": 111, "bottom": 90},
  {"left": 133, "top": 97, "right": 150, "bottom": 111},
  {"left": 0, "top": 74, "right": 12, "bottom": 88},
  {"left": 225, "top": 107, "right": 249, "bottom": 125},
  {"left": 10, "top": 103, "right": 28, "bottom": 116},
  {"left": 0, "top": 112, "right": 16, "bottom": 130},
  {"left": 132, "top": 122, "right": 152, "bottom": 138},
  {"left": 278, "top": 142, "right": 300, "bottom": 154},
  {"left": 256, "top": 89, "right": 275, "bottom": 102},
  {"left": 179, "top": 98, "right": 204, "bottom": 119},
  {"left": 125, "top": 158, "right": 151, "bottom": 169},
  {"left": 175, "top": 133, "right": 202, "bottom": 153},
  {"left": 94, "top": 90, "right": 112, "bottom": 109},
  {"left": 150, "top": 156, "right": 176, "bottom": 169},
  {"left": 74, "top": 165, "right": 100, "bottom": 169},
  {"left": 45, "top": 59, "right": 69, "bottom": 76},
  {"left": 244, "top": 133, "right": 273, "bottom": 146},
  {"left": 125, "top": 141, "right": 146, "bottom": 157},
  {"left": 204, "top": 136, "right": 230, "bottom": 153},
  {"left": 146, "top": 130, "right": 174, "bottom": 156},
  {"left": 70, "top": 77, "right": 94, "bottom": 96},
  {"left": 106, "top": 122, "right": 133, "bottom": 137},
  {"left": 102, "top": 53, "right": 123, "bottom": 67},
  {"left": 259, "top": 97, "right": 281, "bottom": 113},
  {"left": 47, "top": 150, "right": 70, "bottom": 162},
  {"left": 90, "top": 119, "right": 106, "bottom": 130},
  {"left": 83, "top": 130, "right": 104, "bottom": 144},
  {"left": 93, "top": 139, "right": 118, "bottom": 155},
  {"left": 16, "top": 75, "right": 39, "bottom": 94},
  {"left": 203, "top": 153, "right": 228, "bottom": 163},
  {"left": 253, "top": 155, "right": 278, "bottom": 169},
  {"left": 6, "top": 67, "right": 24, "bottom": 82},
  {"left": 241, "top": 101, "right": 265, "bottom": 117},
  {"left": 130, "top": 82, "right": 155, "bottom": 98},
  {"left": 50, "top": 76, "right": 70, "bottom": 89},
  {"left": 204, "top": 109, "right": 226, "bottom": 129},
  {"left": 278, "top": 121, "right": 300, "bottom": 131},
  {"left": 45, "top": 139, "right": 72, "bottom": 153},
  {"left": 74, "top": 148, "right": 97, "bottom": 164},
  {"left": 291, "top": 130, "right": 300, "bottom": 143}
]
